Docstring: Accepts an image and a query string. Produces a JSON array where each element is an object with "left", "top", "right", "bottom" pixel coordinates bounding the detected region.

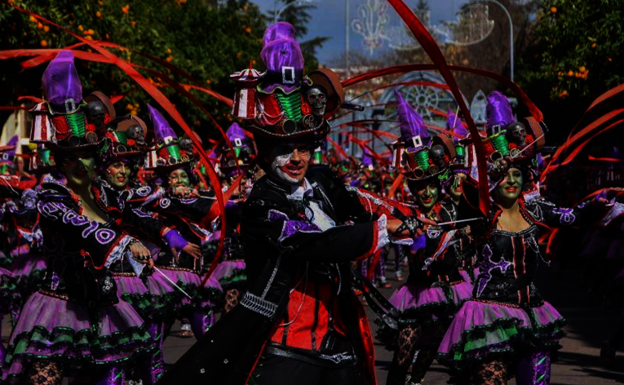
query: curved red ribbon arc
[{"left": 4, "top": 4, "right": 228, "bottom": 286}]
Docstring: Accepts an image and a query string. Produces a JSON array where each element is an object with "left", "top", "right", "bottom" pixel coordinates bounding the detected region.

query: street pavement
[
  {"left": 2, "top": 263, "right": 623, "bottom": 384},
  {"left": 160, "top": 262, "right": 624, "bottom": 384}
]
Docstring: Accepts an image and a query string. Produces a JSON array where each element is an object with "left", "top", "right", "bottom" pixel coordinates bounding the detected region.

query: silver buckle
[{"left": 282, "top": 66, "right": 295, "bottom": 84}]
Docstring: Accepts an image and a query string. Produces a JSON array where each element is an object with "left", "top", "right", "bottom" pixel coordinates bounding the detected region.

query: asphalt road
[
  {"left": 160, "top": 262, "right": 624, "bottom": 384},
  {"left": 2, "top": 262, "right": 623, "bottom": 384}
]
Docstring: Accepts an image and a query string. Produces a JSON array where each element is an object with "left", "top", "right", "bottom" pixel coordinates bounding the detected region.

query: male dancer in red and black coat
[{"left": 157, "top": 22, "right": 422, "bottom": 385}]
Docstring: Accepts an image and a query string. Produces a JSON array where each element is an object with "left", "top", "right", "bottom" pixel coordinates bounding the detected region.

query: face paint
[
  {"left": 448, "top": 172, "right": 467, "bottom": 201},
  {"left": 496, "top": 167, "right": 523, "bottom": 201},
  {"left": 105, "top": 160, "right": 132, "bottom": 190},
  {"left": 61, "top": 150, "right": 96, "bottom": 188},
  {"left": 168, "top": 168, "right": 190, "bottom": 188},
  {"left": 269, "top": 143, "right": 311, "bottom": 185},
  {"left": 415, "top": 182, "right": 439, "bottom": 210}
]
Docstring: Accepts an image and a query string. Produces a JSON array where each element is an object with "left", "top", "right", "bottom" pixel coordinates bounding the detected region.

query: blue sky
[{"left": 251, "top": 0, "right": 471, "bottom": 64}]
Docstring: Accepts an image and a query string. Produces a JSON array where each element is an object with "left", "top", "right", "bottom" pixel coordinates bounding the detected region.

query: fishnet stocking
[
  {"left": 225, "top": 288, "right": 241, "bottom": 313},
  {"left": 28, "top": 361, "right": 63, "bottom": 385},
  {"left": 473, "top": 360, "right": 508, "bottom": 385},
  {"left": 386, "top": 324, "right": 421, "bottom": 385}
]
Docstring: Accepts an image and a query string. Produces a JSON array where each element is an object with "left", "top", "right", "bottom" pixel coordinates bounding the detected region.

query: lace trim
[{"left": 105, "top": 235, "right": 134, "bottom": 268}]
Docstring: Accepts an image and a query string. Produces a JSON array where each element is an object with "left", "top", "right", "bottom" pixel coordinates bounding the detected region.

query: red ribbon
[
  {"left": 6, "top": 5, "right": 227, "bottom": 286},
  {"left": 376, "top": 1, "right": 490, "bottom": 215}
]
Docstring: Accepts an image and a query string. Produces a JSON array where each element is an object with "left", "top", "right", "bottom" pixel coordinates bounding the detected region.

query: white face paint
[
  {"left": 271, "top": 152, "right": 298, "bottom": 184},
  {"left": 267, "top": 143, "right": 311, "bottom": 185}
]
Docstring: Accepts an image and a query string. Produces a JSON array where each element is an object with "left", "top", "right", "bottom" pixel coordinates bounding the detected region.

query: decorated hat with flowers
[
  {"left": 144, "top": 105, "right": 194, "bottom": 171},
  {"left": 392, "top": 90, "right": 455, "bottom": 181}
]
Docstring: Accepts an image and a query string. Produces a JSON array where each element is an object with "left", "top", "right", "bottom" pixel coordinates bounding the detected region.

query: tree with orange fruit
[{"left": 517, "top": 0, "right": 624, "bottom": 144}]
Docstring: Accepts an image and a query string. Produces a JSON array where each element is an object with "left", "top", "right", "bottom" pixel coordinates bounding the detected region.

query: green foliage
[
  {"left": 517, "top": 0, "right": 624, "bottom": 141},
  {"left": 0, "top": 0, "right": 267, "bottom": 139}
]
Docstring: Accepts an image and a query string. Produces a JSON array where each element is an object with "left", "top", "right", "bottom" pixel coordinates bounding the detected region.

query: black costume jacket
[
  {"left": 36, "top": 180, "right": 167, "bottom": 307},
  {"left": 140, "top": 188, "right": 217, "bottom": 273},
  {"left": 157, "top": 166, "right": 389, "bottom": 385}
]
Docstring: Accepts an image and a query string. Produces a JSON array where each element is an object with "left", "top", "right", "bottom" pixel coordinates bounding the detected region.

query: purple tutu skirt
[
  {"left": 4, "top": 291, "right": 153, "bottom": 382},
  {"left": 113, "top": 274, "right": 152, "bottom": 317},
  {"left": 437, "top": 299, "right": 565, "bottom": 372},
  {"left": 448, "top": 279, "right": 474, "bottom": 307},
  {"left": 146, "top": 267, "right": 223, "bottom": 317},
  {"left": 10, "top": 252, "right": 47, "bottom": 295},
  {"left": 212, "top": 260, "right": 247, "bottom": 290},
  {"left": 458, "top": 267, "right": 479, "bottom": 285},
  {"left": 0, "top": 267, "right": 18, "bottom": 314},
  {"left": 389, "top": 279, "right": 470, "bottom": 324}
]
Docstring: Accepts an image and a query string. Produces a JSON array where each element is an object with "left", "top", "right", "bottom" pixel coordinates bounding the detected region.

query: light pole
[
  {"left": 345, "top": 0, "right": 350, "bottom": 78},
  {"left": 274, "top": 0, "right": 316, "bottom": 23},
  {"left": 471, "top": 0, "right": 514, "bottom": 82}
]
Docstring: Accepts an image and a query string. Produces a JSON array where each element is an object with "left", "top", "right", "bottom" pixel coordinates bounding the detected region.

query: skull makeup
[
  {"left": 505, "top": 122, "right": 527, "bottom": 147},
  {"left": 127, "top": 124, "right": 145, "bottom": 145},
  {"left": 306, "top": 87, "right": 327, "bottom": 117},
  {"left": 428, "top": 144, "right": 447, "bottom": 169},
  {"left": 86, "top": 100, "right": 107, "bottom": 131}
]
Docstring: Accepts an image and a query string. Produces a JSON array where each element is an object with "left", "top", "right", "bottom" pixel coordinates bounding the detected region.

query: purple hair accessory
[
  {"left": 362, "top": 148, "right": 374, "bottom": 167},
  {"left": 42, "top": 51, "right": 83, "bottom": 108},
  {"left": 227, "top": 122, "right": 246, "bottom": 143},
  {"left": 164, "top": 230, "right": 189, "bottom": 250},
  {"left": 394, "top": 90, "right": 430, "bottom": 150},
  {"left": 259, "top": 22, "right": 305, "bottom": 93},
  {"left": 447, "top": 110, "right": 469, "bottom": 141},
  {"left": 148, "top": 105, "right": 178, "bottom": 143},
  {"left": 486, "top": 91, "right": 514, "bottom": 131}
]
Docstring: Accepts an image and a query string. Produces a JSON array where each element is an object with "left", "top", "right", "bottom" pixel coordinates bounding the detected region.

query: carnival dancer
[
  {"left": 382, "top": 90, "right": 473, "bottom": 385},
  {"left": 437, "top": 91, "right": 617, "bottom": 385},
  {"left": 0, "top": 140, "right": 38, "bottom": 375},
  {"left": 445, "top": 110, "right": 478, "bottom": 285},
  {"left": 141, "top": 105, "right": 223, "bottom": 340},
  {"left": 3, "top": 51, "right": 157, "bottom": 385},
  {"left": 212, "top": 122, "right": 253, "bottom": 312},
  {"left": 156, "top": 22, "right": 424, "bottom": 385},
  {"left": 100, "top": 114, "right": 203, "bottom": 384}
]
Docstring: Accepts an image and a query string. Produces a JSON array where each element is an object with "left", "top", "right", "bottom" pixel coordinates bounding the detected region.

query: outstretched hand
[
  {"left": 129, "top": 241, "right": 154, "bottom": 268},
  {"left": 171, "top": 243, "right": 203, "bottom": 260}
]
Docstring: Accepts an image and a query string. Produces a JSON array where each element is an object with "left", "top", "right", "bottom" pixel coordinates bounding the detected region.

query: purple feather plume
[
  {"left": 148, "top": 105, "right": 178, "bottom": 142},
  {"left": 42, "top": 51, "right": 83, "bottom": 106},
  {"left": 394, "top": 89, "right": 430, "bottom": 149},
  {"left": 486, "top": 91, "right": 514, "bottom": 130}
]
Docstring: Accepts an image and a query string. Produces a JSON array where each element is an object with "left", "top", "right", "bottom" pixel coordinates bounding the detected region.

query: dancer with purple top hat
[
  {"left": 436, "top": 91, "right": 619, "bottom": 385},
  {"left": 97, "top": 113, "right": 203, "bottom": 384},
  {"left": 444, "top": 110, "right": 479, "bottom": 286},
  {"left": 2, "top": 51, "right": 158, "bottom": 385},
  {"left": 381, "top": 90, "right": 473, "bottom": 385},
  {"left": 212, "top": 122, "right": 253, "bottom": 313},
  {"left": 156, "top": 21, "right": 424, "bottom": 385},
  {"left": 140, "top": 105, "right": 224, "bottom": 341}
]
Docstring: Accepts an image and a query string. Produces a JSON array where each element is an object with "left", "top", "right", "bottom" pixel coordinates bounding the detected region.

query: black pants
[{"left": 251, "top": 353, "right": 361, "bottom": 385}]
